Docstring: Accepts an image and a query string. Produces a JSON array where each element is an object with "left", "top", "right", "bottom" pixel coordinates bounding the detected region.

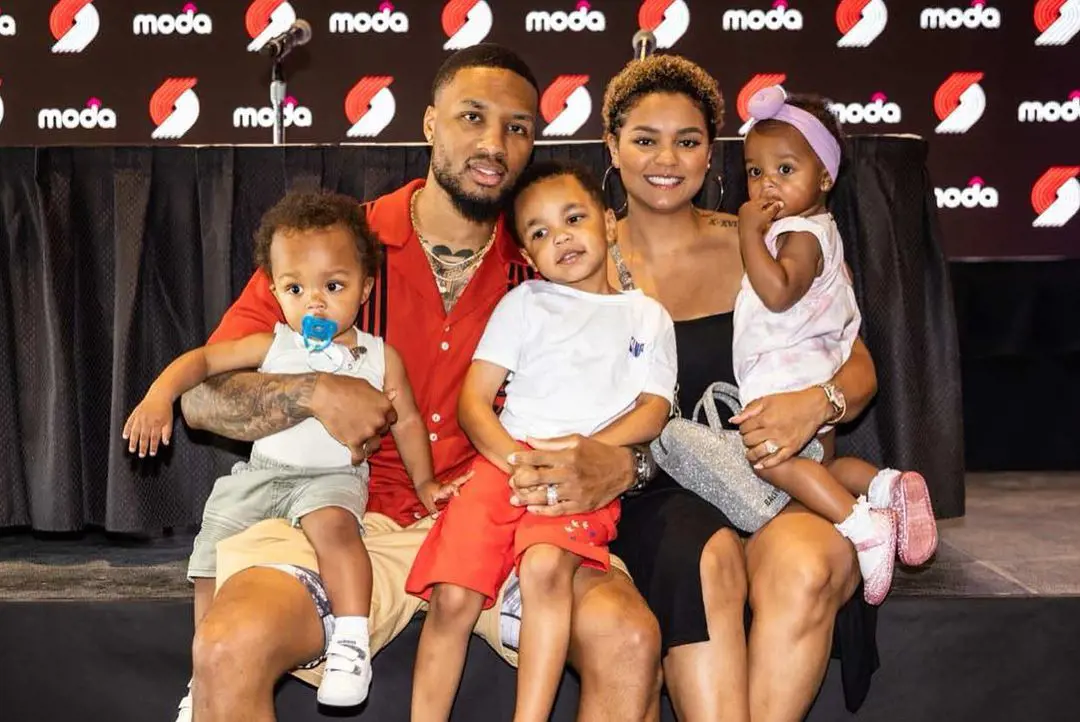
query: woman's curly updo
[{"left": 602, "top": 55, "right": 724, "bottom": 139}]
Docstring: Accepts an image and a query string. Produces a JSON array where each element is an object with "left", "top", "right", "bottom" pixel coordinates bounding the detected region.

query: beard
[{"left": 430, "top": 145, "right": 515, "bottom": 223}]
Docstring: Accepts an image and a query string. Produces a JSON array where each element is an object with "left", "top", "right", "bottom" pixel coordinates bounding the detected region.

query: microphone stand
[{"left": 270, "top": 58, "right": 286, "bottom": 145}]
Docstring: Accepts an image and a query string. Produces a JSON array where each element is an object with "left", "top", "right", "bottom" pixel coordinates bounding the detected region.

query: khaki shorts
[
  {"left": 215, "top": 514, "right": 629, "bottom": 684},
  {"left": 190, "top": 453, "right": 368, "bottom": 579}
]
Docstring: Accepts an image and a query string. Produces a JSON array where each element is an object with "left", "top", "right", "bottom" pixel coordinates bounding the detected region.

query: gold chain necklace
[{"left": 410, "top": 188, "right": 497, "bottom": 286}]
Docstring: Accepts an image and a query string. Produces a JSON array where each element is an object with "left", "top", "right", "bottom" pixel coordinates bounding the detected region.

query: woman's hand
[
  {"left": 730, "top": 387, "right": 829, "bottom": 469},
  {"left": 506, "top": 435, "right": 634, "bottom": 516}
]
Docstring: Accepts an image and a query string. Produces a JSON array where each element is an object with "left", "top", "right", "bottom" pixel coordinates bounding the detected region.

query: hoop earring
[
  {"left": 602, "top": 165, "right": 628, "bottom": 215},
  {"left": 712, "top": 174, "right": 725, "bottom": 212},
  {"left": 694, "top": 173, "right": 726, "bottom": 212}
]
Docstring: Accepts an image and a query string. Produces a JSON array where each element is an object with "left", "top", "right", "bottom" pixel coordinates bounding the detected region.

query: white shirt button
[
  {"left": 440, "top": 341, "right": 450, "bottom": 351},
  {"left": 431, "top": 413, "right": 442, "bottom": 423},
  {"left": 429, "top": 432, "right": 438, "bottom": 442},
  {"left": 444, "top": 326, "right": 451, "bottom": 333},
  {"left": 413, "top": 511, "right": 423, "bottom": 520}
]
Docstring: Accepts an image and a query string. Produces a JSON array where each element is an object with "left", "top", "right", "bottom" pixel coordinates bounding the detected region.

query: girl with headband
[{"left": 734, "top": 86, "right": 938, "bottom": 604}]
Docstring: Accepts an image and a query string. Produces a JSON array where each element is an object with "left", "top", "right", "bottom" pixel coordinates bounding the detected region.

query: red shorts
[{"left": 405, "top": 455, "right": 620, "bottom": 609}]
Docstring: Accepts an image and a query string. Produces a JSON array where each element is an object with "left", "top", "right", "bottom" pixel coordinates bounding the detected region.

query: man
[{"left": 180, "top": 44, "right": 661, "bottom": 722}]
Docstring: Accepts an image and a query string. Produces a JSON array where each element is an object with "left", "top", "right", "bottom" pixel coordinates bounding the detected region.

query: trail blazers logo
[
  {"left": 150, "top": 77, "right": 199, "bottom": 140},
  {"left": 442, "top": 0, "right": 492, "bottom": 50},
  {"left": 51, "top": 0, "right": 99, "bottom": 53},
  {"left": 1035, "top": 0, "right": 1080, "bottom": 45},
  {"left": 638, "top": 0, "right": 690, "bottom": 49},
  {"left": 541, "top": 75, "right": 591, "bottom": 137},
  {"left": 246, "top": 0, "right": 296, "bottom": 52},
  {"left": 934, "top": 71, "right": 985, "bottom": 133},
  {"left": 737, "top": 72, "right": 787, "bottom": 135},
  {"left": 836, "top": 0, "right": 887, "bottom": 47},
  {"left": 1032, "top": 167, "right": 1080, "bottom": 227},
  {"left": 345, "top": 76, "right": 395, "bottom": 138}
]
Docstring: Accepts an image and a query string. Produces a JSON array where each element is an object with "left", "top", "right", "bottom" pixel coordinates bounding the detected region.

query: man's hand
[
  {"left": 507, "top": 435, "right": 634, "bottom": 516},
  {"left": 738, "top": 198, "right": 784, "bottom": 238},
  {"left": 310, "top": 374, "right": 398, "bottom": 464},
  {"left": 730, "top": 386, "right": 829, "bottom": 469},
  {"left": 415, "top": 470, "right": 473, "bottom": 518}
]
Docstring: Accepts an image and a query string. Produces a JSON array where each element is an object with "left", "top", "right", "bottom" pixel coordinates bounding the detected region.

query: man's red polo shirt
[{"left": 208, "top": 179, "right": 534, "bottom": 526}]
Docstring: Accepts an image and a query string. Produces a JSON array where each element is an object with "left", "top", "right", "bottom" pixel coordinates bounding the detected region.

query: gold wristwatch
[{"left": 820, "top": 382, "right": 847, "bottom": 424}]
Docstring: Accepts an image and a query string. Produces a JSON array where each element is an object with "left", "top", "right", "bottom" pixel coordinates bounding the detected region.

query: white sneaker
[
  {"left": 175, "top": 682, "right": 193, "bottom": 722},
  {"left": 317, "top": 637, "right": 372, "bottom": 707}
]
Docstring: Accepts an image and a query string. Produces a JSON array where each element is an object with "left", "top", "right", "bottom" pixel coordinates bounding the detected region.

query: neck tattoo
[{"left": 410, "top": 188, "right": 497, "bottom": 312}]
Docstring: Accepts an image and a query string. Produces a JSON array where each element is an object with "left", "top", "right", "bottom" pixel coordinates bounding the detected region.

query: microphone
[
  {"left": 631, "top": 29, "right": 656, "bottom": 60},
  {"left": 261, "top": 19, "right": 312, "bottom": 59}
]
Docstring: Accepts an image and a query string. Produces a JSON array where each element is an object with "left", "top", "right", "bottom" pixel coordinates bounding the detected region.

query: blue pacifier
[{"left": 301, "top": 315, "right": 339, "bottom": 353}]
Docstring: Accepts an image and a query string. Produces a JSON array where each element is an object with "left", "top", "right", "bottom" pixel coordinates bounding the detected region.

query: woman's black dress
[{"left": 610, "top": 311, "right": 878, "bottom": 712}]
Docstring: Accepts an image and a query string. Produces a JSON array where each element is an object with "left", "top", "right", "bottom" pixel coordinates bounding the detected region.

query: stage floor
[
  {"left": 2, "top": 473, "right": 1079, "bottom": 722},
  {"left": 3, "top": 472, "right": 1079, "bottom": 601}
]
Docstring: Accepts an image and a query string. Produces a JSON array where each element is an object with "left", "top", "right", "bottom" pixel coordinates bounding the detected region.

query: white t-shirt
[
  {"left": 473, "top": 280, "right": 677, "bottom": 440},
  {"left": 251, "top": 323, "right": 385, "bottom": 468}
]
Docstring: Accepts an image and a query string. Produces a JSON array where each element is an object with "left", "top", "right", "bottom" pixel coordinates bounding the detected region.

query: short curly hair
[
  {"left": 253, "top": 190, "right": 382, "bottom": 278},
  {"left": 602, "top": 55, "right": 724, "bottom": 138}
]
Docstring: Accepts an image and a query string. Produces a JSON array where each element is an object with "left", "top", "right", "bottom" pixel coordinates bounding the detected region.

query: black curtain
[
  {"left": 951, "top": 259, "right": 1080, "bottom": 471},
  {"left": 0, "top": 140, "right": 964, "bottom": 532}
]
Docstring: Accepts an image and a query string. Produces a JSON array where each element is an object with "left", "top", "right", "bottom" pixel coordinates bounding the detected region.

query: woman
[{"left": 602, "top": 56, "right": 878, "bottom": 721}]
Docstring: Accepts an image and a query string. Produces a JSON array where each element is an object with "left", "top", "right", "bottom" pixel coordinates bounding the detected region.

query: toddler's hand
[
  {"left": 415, "top": 471, "right": 473, "bottom": 518},
  {"left": 122, "top": 396, "right": 174, "bottom": 458},
  {"left": 738, "top": 198, "right": 784, "bottom": 237}
]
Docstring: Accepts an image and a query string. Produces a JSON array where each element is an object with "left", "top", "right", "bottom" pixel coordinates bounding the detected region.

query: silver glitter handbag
[{"left": 650, "top": 381, "right": 824, "bottom": 533}]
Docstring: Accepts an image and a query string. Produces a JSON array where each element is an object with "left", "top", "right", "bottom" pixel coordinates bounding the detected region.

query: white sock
[
  {"left": 835, "top": 496, "right": 875, "bottom": 543},
  {"left": 867, "top": 469, "right": 901, "bottom": 509},
  {"left": 332, "top": 615, "right": 370, "bottom": 646}
]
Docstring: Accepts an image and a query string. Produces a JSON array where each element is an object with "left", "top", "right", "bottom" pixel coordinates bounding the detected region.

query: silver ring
[
  {"left": 360, "top": 440, "right": 370, "bottom": 459},
  {"left": 763, "top": 439, "right": 780, "bottom": 455},
  {"left": 546, "top": 484, "right": 558, "bottom": 506}
]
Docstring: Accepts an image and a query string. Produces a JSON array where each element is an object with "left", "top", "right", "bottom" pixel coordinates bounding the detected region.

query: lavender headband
[{"left": 747, "top": 85, "right": 841, "bottom": 183}]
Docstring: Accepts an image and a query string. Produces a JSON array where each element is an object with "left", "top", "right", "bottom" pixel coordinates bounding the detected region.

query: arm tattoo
[{"left": 180, "top": 371, "right": 316, "bottom": 441}]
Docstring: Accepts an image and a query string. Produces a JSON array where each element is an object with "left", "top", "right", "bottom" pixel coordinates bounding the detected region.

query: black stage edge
[{"left": 2, "top": 597, "right": 1078, "bottom": 722}]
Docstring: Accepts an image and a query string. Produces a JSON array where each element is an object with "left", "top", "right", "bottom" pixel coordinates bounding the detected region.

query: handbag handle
[{"left": 691, "top": 382, "right": 743, "bottom": 431}]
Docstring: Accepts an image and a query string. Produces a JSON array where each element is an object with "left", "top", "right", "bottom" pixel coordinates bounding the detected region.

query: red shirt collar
[{"left": 368, "top": 178, "right": 529, "bottom": 269}]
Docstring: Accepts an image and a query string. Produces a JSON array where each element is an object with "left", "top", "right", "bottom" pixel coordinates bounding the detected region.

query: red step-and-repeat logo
[
  {"left": 934, "top": 71, "right": 985, "bottom": 134},
  {"left": 1035, "top": 0, "right": 1080, "bottom": 45},
  {"left": 442, "top": 0, "right": 492, "bottom": 50},
  {"left": 150, "top": 77, "right": 199, "bottom": 140},
  {"left": 638, "top": 0, "right": 690, "bottom": 49},
  {"left": 50, "top": 0, "right": 99, "bottom": 53},
  {"left": 836, "top": 0, "right": 887, "bottom": 47},
  {"left": 1032, "top": 167, "right": 1080, "bottom": 227},
  {"left": 344, "top": 76, "right": 395, "bottom": 138},
  {"left": 541, "top": 74, "right": 591, "bottom": 137}
]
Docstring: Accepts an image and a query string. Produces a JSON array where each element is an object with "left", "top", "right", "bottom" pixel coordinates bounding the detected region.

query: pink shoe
[
  {"left": 837, "top": 499, "right": 897, "bottom": 607},
  {"left": 855, "top": 509, "right": 897, "bottom": 606},
  {"left": 891, "top": 471, "right": 938, "bottom": 566}
]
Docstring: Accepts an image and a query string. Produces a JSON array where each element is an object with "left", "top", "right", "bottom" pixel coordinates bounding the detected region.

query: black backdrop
[
  {"left": 0, "top": 138, "right": 965, "bottom": 532},
  {"left": 0, "top": 1, "right": 1076, "bottom": 258}
]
